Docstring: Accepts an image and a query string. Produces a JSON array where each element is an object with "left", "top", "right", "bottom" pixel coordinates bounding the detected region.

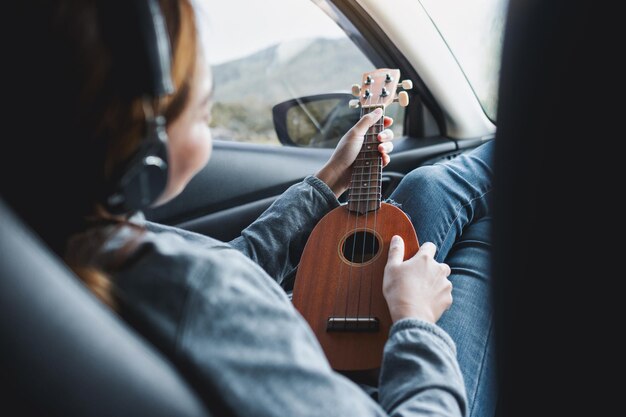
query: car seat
[{"left": 0, "top": 199, "right": 211, "bottom": 417}]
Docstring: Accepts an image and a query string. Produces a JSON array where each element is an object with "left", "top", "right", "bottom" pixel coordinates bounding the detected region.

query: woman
[{"left": 4, "top": 1, "right": 495, "bottom": 416}]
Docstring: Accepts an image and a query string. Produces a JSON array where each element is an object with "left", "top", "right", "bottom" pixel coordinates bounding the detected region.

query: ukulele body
[{"left": 292, "top": 202, "right": 419, "bottom": 370}]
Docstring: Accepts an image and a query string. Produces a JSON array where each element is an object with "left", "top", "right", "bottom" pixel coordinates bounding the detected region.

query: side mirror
[{"left": 272, "top": 93, "right": 359, "bottom": 148}]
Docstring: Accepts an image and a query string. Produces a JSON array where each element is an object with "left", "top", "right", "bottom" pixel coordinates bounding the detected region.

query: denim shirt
[{"left": 87, "top": 176, "right": 467, "bottom": 417}]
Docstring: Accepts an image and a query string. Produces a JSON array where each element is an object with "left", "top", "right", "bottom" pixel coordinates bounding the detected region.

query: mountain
[
  {"left": 212, "top": 37, "right": 372, "bottom": 104},
  {"left": 210, "top": 37, "right": 372, "bottom": 144}
]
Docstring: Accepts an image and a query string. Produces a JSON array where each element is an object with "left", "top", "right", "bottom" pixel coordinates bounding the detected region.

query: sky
[{"left": 196, "top": 0, "right": 345, "bottom": 65}]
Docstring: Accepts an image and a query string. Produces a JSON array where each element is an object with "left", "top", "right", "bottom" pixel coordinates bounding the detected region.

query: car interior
[{"left": 1, "top": 0, "right": 607, "bottom": 415}]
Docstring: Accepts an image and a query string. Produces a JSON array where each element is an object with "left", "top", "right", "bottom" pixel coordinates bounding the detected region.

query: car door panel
[
  {"left": 144, "top": 140, "right": 334, "bottom": 226},
  {"left": 176, "top": 195, "right": 279, "bottom": 242},
  {"left": 144, "top": 137, "right": 463, "bottom": 241}
]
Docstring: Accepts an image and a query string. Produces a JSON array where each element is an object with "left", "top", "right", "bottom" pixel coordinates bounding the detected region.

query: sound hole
[{"left": 342, "top": 231, "right": 380, "bottom": 263}]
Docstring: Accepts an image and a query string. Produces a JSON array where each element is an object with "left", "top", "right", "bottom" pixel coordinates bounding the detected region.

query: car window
[
  {"left": 420, "top": 0, "right": 508, "bottom": 120},
  {"left": 206, "top": 0, "right": 385, "bottom": 146}
]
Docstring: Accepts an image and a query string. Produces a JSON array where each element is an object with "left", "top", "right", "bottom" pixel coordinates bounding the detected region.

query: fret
[
  {"left": 349, "top": 199, "right": 382, "bottom": 204},
  {"left": 348, "top": 184, "right": 381, "bottom": 189},
  {"left": 354, "top": 161, "right": 381, "bottom": 167},
  {"left": 349, "top": 193, "right": 381, "bottom": 198},
  {"left": 351, "top": 177, "right": 380, "bottom": 184},
  {"left": 355, "top": 154, "right": 382, "bottom": 158},
  {"left": 348, "top": 199, "right": 382, "bottom": 204},
  {"left": 349, "top": 191, "right": 381, "bottom": 195},
  {"left": 353, "top": 166, "right": 381, "bottom": 171},
  {"left": 351, "top": 171, "right": 382, "bottom": 176},
  {"left": 354, "top": 160, "right": 382, "bottom": 166},
  {"left": 349, "top": 182, "right": 381, "bottom": 187},
  {"left": 349, "top": 187, "right": 381, "bottom": 193},
  {"left": 359, "top": 143, "right": 382, "bottom": 146},
  {"left": 352, "top": 163, "right": 381, "bottom": 168},
  {"left": 351, "top": 171, "right": 381, "bottom": 177},
  {"left": 350, "top": 182, "right": 381, "bottom": 186},
  {"left": 349, "top": 188, "right": 382, "bottom": 192},
  {"left": 349, "top": 194, "right": 380, "bottom": 200},
  {"left": 348, "top": 188, "right": 381, "bottom": 192},
  {"left": 350, "top": 176, "right": 380, "bottom": 187},
  {"left": 349, "top": 189, "right": 381, "bottom": 193},
  {"left": 353, "top": 163, "right": 381, "bottom": 167},
  {"left": 349, "top": 195, "right": 381, "bottom": 200},
  {"left": 351, "top": 168, "right": 382, "bottom": 172}
]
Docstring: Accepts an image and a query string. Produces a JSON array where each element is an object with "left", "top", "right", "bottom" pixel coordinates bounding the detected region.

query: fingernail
[
  {"left": 391, "top": 235, "right": 400, "bottom": 245},
  {"left": 374, "top": 108, "right": 383, "bottom": 115}
]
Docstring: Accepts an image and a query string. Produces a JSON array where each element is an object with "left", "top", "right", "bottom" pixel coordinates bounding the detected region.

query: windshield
[{"left": 420, "top": 0, "right": 508, "bottom": 121}]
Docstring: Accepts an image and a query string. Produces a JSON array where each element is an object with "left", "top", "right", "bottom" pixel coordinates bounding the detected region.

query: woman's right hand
[{"left": 383, "top": 236, "right": 453, "bottom": 324}]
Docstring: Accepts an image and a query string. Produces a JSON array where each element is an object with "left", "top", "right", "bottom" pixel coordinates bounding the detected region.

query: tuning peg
[
  {"left": 399, "top": 79, "right": 413, "bottom": 90},
  {"left": 395, "top": 91, "right": 409, "bottom": 107},
  {"left": 351, "top": 84, "right": 361, "bottom": 97},
  {"left": 349, "top": 99, "right": 361, "bottom": 109}
]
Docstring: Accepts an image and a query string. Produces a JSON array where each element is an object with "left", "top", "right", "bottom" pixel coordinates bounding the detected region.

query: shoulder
[
  {"left": 105, "top": 225, "right": 292, "bottom": 347},
  {"left": 117, "top": 225, "right": 272, "bottom": 292},
  {"left": 117, "top": 225, "right": 291, "bottom": 310}
]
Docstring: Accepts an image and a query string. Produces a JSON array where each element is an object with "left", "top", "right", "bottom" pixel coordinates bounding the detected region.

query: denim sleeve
[
  {"left": 229, "top": 175, "right": 340, "bottom": 284},
  {"left": 379, "top": 319, "right": 467, "bottom": 417},
  {"left": 173, "top": 248, "right": 466, "bottom": 417}
]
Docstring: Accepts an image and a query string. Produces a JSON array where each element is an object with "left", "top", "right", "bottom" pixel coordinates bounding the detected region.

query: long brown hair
[{"left": 3, "top": 0, "right": 199, "bottom": 308}]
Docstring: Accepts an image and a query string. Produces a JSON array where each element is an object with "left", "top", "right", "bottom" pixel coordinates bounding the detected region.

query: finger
[
  {"left": 418, "top": 242, "right": 437, "bottom": 259},
  {"left": 440, "top": 263, "right": 451, "bottom": 277},
  {"left": 351, "top": 108, "right": 383, "bottom": 136},
  {"left": 381, "top": 153, "right": 391, "bottom": 167},
  {"left": 383, "top": 116, "right": 394, "bottom": 128},
  {"left": 387, "top": 235, "right": 405, "bottom": 266},
  {"left": 378, "top": 141, "right": 394, "bottom": 155},
  {"left": 378, "top": 129, "right": 394, "bottom": 143}
]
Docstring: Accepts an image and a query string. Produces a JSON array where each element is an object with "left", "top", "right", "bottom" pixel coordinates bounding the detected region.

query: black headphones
[{"left": 103, "top": 0, "right": 174, "bottom": 215}]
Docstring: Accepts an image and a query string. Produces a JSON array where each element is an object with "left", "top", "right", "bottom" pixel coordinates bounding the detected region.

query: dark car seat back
[{"left": 0, "top": 199, "right": 209, "bottom": 417}]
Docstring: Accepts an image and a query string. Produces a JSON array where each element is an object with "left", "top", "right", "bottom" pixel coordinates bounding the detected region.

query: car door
[{"left": 144, "top": 0, "right": 500, "bottom": 245}]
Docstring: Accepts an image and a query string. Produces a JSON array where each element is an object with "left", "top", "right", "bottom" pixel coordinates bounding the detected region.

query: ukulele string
[
  {"left": 344, "top": 92, "right": 374, "bottom": 325},
  {"left": 331, "top": 89, "right": 370, "bottom": 324},
  {"left": 368, "top": 100, "right": 384, "bottom": 321},
  {"left": 356, "top": 94, "right": 383, "bottom": 324}
]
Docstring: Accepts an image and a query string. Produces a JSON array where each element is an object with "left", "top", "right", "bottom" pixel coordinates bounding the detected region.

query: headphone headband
[{"left": 134, "top": 0, "right": 174, "bottom": 96}]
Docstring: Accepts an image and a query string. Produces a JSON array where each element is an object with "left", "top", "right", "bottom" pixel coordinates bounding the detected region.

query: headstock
[{"left": 349, "top": 68, "right": 413, "bottom": 110}]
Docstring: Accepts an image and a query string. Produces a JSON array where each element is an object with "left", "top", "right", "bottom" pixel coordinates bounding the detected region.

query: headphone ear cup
[
  {"left": 105, "top": 116, "right": 169, "bottom": 214},
  {"left": 117, "top": 148, "right": 168, "bottom": 212},
  {"left": 100, "top": 0, "right": 173, "bottom": 215}
]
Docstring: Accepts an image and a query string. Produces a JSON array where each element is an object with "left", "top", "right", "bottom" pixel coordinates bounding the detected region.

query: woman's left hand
[{"left": 315, "top": 108, "right": 395, "bottom": 197}]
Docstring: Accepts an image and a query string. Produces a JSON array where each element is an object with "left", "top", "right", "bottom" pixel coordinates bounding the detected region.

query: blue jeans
[{"left": 390, "top": 140, "right": 496, "bottom": 417}]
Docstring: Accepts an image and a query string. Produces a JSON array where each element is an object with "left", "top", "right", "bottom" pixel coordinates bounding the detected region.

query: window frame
[{"left": 322, "top": 0, "right": 447, "bottom": 138}]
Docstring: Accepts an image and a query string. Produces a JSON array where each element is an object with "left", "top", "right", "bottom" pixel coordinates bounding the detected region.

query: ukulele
[{"left": 292, "top": 69, "right": 419, "bottom": 371}]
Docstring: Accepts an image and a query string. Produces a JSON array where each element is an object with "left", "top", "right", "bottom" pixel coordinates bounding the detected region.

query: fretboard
[{"left": 347, "top": 106, "right": 384, "bottom": 214}]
